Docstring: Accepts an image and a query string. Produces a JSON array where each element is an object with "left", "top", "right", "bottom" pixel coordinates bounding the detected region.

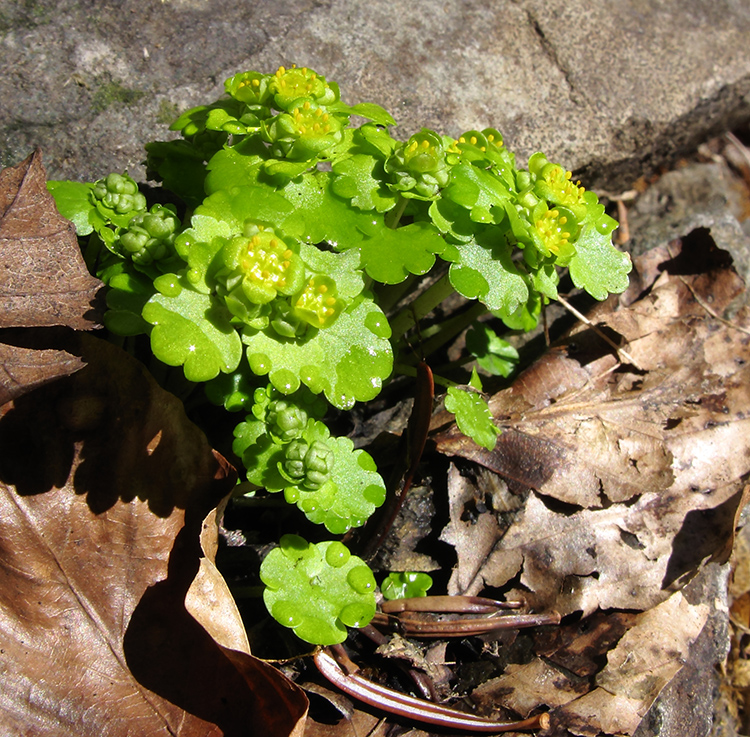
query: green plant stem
[
  {"left": 384, "top": 195, "right": 408, "bottom": 229},
  {"left": 374, "top": 274, "right": 418, "bottom": 314},
  {"left": 389, "top": 273, "right": 455, "bottom": 340},
  {"left": 414, "top": 301, "right": 488, "bottom": 363}
]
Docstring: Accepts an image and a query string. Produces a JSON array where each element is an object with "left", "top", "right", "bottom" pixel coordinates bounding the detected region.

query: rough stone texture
[
  {"left": 1, "top": 0, "right": 749, "bottom": 188},
  {"left": 627, "top": 159, "right": 750, "bottom": 304},
  {"left": 634, "top": 563, "right": 732, "bottom": 737}
]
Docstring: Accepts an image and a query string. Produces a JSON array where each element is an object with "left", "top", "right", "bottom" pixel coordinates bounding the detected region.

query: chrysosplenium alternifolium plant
[{"left": 49, "top": 64, "right": 631, "bottom": 645}]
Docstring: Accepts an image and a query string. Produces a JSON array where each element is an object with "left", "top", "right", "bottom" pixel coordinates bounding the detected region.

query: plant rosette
[{"left": 47, "top": 62, "right": 631, "bottom": 647}]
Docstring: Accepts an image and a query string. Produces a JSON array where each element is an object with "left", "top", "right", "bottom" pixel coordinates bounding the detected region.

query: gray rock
[
  {"left": 627, "top": 159, "right": 750, "bottom": 305},
  {"left": 633, "top": 563, "right": 733, "bottom": 737},
  {"left": 1, "top": 0, "right": 749, "bottom": 188}
]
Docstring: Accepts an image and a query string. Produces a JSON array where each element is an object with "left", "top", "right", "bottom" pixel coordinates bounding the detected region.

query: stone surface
[
  {"left": 1, "top": 0, "right": 749, "bottom": 188},
  {"left": 633, "top": 563, "right": 732, "bottom": 737}
]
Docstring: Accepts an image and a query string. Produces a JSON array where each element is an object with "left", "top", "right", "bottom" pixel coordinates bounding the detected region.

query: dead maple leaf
[
  {"left": 0, "top": 151, "right": 104, "bottom": 405},
  {"left": 0, "top": 150, "right": 103, "bottom": 330},
  {"left": 0, "top": 333, "right": 307, "bottom": 737}
]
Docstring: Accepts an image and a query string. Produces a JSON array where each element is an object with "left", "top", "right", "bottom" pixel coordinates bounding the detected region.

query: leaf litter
[{"left": 429, "top": 228, "right": 750, "bottom": 734}]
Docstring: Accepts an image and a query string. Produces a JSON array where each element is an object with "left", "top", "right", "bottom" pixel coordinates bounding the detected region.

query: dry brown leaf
[
  {"left": 0, "top": 150, "right": 103, "bottom": 330},
  {"left": 185, "top": 503, "right": 252, "bottom": 655},
  {"left": 435, "top": 232, "right": 750, "bottom": 616},
  {"left": 439, "top": 463, "right": 516, "bottom": 595},
  {"left": 0, "top": 151, "right": 103, "bottom": 405},
  {"left": 551, "top": 592, "right": 708, "bottom": 736},
  {"left": 428, "top": 231, "right": 749, "bottom": 736},
  {"left": 0, "top": 331, "right": 84, "bottom": 405},
  {"left": 0, "top": 333, "right": 307, "bottom": 736}
]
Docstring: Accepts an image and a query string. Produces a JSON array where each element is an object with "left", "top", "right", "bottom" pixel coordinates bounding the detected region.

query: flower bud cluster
[
  {"left": 117, "top": 204, "right": 180, "bottom": 265},
  {"left": 385, "top": 129, "right": 451, "bottom": 200},
  {"left": 214, "top": 223, "right": 345, "bottom": 336},
  {"left": 248, "top": 386, "right": 336, "bottom": 493},
  {"left": 92, "top": 173, "right": 147, "bottom": 215},
  {"left": 507, "top": 152, "right": 612, "bottom": 267},
  {"left": 283, "top": 439, "right": 334, "bottom": 490}
]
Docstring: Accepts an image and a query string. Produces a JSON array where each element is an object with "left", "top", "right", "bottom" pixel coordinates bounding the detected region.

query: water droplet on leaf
[
  {"left": 325, "top": 541, "right": 351, "bottom": 568},
  {"left": 347, "top": 565, "right": 375, "bottom": 594},
  {"left": 365, "top": 312, "right": 391, "bottom": 338},
  {"left": 338, "top": 602, "right": 372, "bottom": 628},
  {"left": 272, "top": 368, "right": 300, "bottom": 394},
  {"left": 249, "top": 353, "right": 271, "bottom": 373},
  {"left": 272, "top": 600, "right": 302, "bottom": 627},
  {"left": 153, "top": 274, "right": 182, "bottom": 298}
]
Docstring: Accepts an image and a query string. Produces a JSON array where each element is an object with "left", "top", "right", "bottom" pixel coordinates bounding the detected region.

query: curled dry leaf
[
  {"left": 0, "top": 151, "right": 103, "bottom": 405},
  {"left": 433, "top": 229, "right": 750, "bottom": 735},
  {"left": 436, "top": 230, "right": 750, "bottom": 614},
  {"left": 0, "top": 150, "right": 103, "bottom": 330},
  {"left": 0, "top": 333, "right": 307, "bottom": 737},
  {"left": 185, "top": 502, "right": 252, "bottom": 655},
  {"left": 0, "top": 332, "right": 84, "bottom": 406}
]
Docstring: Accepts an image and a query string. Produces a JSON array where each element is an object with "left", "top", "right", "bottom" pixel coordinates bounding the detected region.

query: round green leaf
[
  {"left": 444, "top": 386, "right": 500, "bottom": 451},
  {"left": 356, "top": 222, "right": 447, "bottom": 285},
  {"left": 448, "top": 233, "right": 529, "bottom": 318},
  {"left": 243, "top": 295, "right": 392, "bottom": 409},
  {"left": 142, "top": 278, "right": 243, "bottom": 382},
  {"left": 289, "top": 425, "right": 386, "bottom": 534},
  {"left": 260, "top": 535, "right": 377, "bottom": 645},
  {"left": 381, "top": 571, "right": 433, "bottom": 600}
]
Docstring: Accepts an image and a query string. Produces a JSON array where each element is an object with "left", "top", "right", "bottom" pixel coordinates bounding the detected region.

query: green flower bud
[
  {"left": 292, "top": 275, "right": 344, "bottom": 330},
  {"left": 284, "top": 439, "right": 309, "bottom": 480},
  {"left": 225, "top": 70, "right": 273, "bottom": 106},
  {"left": 302, "top": 439, "right": 334, "bottom": 489},
  {"left": 528, "top": 153, "right": 588, "bottom": 221},
  {"left": 117, "top": 204, "right": 180, "bottom": 265},
  {"left": 283, "top": 438, "right": 334, "bottom": 490},
  {"left": 530, "top": 204, "right": 577, "bottom": 264},
  {"left": 385, "top": 128, "right": 451, "bottom": 200},
  {"left": 216, "top": 226, "right": 306, "bottom": 325},
  {"left": 92, "top": 172, "right": 147, "bottom": 215},
  {"left": 270, "top": 300, "right": 308, "bottom": 338},
  {"left": 267, "top": 399, "right": 308, "bottom": 442}
]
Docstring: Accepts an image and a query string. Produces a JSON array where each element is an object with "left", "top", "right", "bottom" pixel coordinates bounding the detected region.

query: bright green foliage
[
  {"left": 445, "top": 384, "right": 501, "bottom": 451},
  {"left": 204, "top": 359, "right": 260, "bottom": 412},
  {"left": 143, "top": 276, "right": 243, "bottom": 382},
  {"left": 233, "top": 385, "right": 386, "bottom": 534},
  {"left": 266, "top": 398, "right": 309, "bottom": 442},
  {"left": 385, "top": 129, "right": 451, "bottom": 200},
  {"left": 381, "top": 571, "right": 433, "bottom": 600},
  {"left": 92, "top": 172, "right": 147, "bottom": 219},
  {"left": 47, "top": 63, "right": 632, "bottom": 646},
  {"left": 260, "top": 535, "right": 376, "bottom": 645},
  {"left": 46, "top": 180, "right": 102, "bottom": 236},
  {"left": 281, "top": 438, "right": 334, "bottom": 489},
  {"left": 242, "top": 295, "right": 393, "bottom": 408},
  {"left": 466, "top": 324, "right": 520, "bottom": 378}
]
